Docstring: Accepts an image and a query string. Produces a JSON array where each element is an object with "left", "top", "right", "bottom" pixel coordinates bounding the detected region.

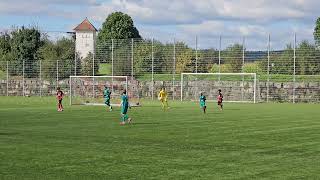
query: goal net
[
  {"left": 69, "top": 76, "right": 138, "bottom": 106},
  {"left": 180, "top": 73, "right": 257, "bottom": 103}
]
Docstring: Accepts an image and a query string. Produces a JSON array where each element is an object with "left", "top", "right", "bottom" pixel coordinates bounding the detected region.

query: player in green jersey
[
  {"left": 103, "top": 86, "right": 112, "bottom": 111},
  {"left": 200, "top": 92, "right": 207, "bottom": 114},
  {"left": 120, "top": 90, "right": 132, "bottom": 125}
]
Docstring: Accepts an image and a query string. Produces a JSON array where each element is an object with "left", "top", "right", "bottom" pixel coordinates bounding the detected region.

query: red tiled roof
[{"left": 74, "top": 18, "right": 97, "bottom": 31}]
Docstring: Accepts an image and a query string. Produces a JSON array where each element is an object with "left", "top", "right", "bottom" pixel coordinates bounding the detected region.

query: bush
[
  {"left": 243, "top": 63, "right": 263, "bottom": 75},
  {"left": 210, "top": 64, "right": 219, "bottom": 73}
]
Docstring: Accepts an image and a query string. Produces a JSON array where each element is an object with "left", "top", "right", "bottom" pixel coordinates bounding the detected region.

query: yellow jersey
[{"left": 158, "top": 90, "right": 167, "bottom": 100}]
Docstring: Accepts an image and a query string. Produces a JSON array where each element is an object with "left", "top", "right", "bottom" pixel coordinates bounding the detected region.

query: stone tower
[{"left": 74, "top": 18, "right": 97, "bottom": 59}]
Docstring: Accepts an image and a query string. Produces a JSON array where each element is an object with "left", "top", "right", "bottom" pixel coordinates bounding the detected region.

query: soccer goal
[
  {"left": 69, "top": 76, "right": 133, "bottom": 106},
  {"left": 180, "top": 73, "right": 257, "bottom": 103}
]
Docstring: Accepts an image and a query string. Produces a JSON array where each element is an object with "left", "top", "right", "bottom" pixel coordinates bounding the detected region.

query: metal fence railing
[{"left": 1, "top": 33, "right": 320, "bottom": 103}]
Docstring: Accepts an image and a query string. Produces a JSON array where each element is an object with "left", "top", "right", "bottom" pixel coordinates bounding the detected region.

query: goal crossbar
[{"left": 180, "top": 73, "right": 257, "bottom": 103}]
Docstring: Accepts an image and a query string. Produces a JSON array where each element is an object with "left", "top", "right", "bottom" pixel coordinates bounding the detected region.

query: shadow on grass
[
  {"left": 0, "top": 132, "right": 19, "bottom": 136},
  {"left": 131, "top": 122, "right": 160, "bottom": 125},
  {"left": 223, "top": 108, "right": 241, "bottom": 111}
]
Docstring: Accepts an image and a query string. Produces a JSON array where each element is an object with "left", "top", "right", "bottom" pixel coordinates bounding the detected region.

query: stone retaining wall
[{"left": 0, "top": 79, "right": 319, "bottom": 103}]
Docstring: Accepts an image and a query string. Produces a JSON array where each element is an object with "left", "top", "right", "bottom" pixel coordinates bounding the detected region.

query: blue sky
[{"left": 0, "top": 0, "right": 318, "bottom": 50}]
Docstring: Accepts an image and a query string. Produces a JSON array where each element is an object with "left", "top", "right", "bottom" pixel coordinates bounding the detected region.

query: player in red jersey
[
  {"left": 56, "top": 87, "right": 64, "bottom": 112},
  {"left": 217, "top": 89, "right": 223, "bottom": 111}
]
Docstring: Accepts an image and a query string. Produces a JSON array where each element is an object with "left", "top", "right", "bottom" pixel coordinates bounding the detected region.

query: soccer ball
[{"left": 127, "top": 118, "right": 132, "bottom": 124}]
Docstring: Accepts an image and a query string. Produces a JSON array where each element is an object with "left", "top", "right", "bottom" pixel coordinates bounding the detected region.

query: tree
[
  {"left": 221, "top": 44, "right": 243, "bottom": 73},
  {"left": 257, "top": 45, "right": 293, "bottom": 75},
  {"left": 0, "top": 32, "right": 13, "bottom": 71},
  {"left": 98, "top": 12, "right": 141, "bottom": 41},
  {"left": 81, "top": 52, "right": 98, "bottom": 76},
  {"left": 132, "top": 40, "right": 152, "bottom": 76},
  {"left": 296, "top": 41, "right": 320, "bottom": 75},
  {"left": 199, "top": 48, "right": 218, "bottom": 73},
  {"left": 176, "top": 45, "right": 195, "bottom": 73},
  {"left": 9, "top": 27, "right": 43, "bottom": 77},
  {"left": 314, "top": 17, "right": 320, "bottom": 47},
  {"left": 0, "top": 32, "right": 11, "bottom": 56},
  {"left": 39, "top": 37, "right": 75, "bottom": 79}
]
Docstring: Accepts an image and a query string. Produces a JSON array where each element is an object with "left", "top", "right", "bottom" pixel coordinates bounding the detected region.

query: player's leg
[
  {"left": 108, "top": 97, "right": 112, "bottom": 111},
  {"left": 203, "top": 105, "right": 206, "bottom": 114},
  {"left": 57, "top": 100, "right": 60, "bottom": 111},
  {"left": 60, "top": 99, "right": 63, "bottom": 111},
  {"left": 120, "top": 106, "right": 128, "bottom": 125},
  {"left": 58, "top": 100, "right": 62, "bottom": 111},
  {"left": 218, "top": 102, "right": 223, "bottom": 111},
  {"left": 160, "top": 99, "right": 165, "bottom": 109},
  {"left": 164, "top": 99, "right": 169, "bottom": 109},
  {"left": 105, "top": 98, "right": 112, "bottom": 111},
  {"left": 120, "top": 114, "right": 126, "bottom": 125}
]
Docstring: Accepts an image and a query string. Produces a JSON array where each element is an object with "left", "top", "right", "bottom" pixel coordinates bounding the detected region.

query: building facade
[{"left": 74, "top": 18, "right": 97, "bottom": 59}]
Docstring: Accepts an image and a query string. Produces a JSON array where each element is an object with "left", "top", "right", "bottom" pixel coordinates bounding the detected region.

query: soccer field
[{"left": 0, "top": 97, "right": 320, "bottom": 179}]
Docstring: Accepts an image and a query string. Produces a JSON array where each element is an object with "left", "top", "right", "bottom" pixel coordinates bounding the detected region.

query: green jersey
[
  {"left": 200, "top": 95, "right": 206, "bottom": 107},
  {"left": 121, "top": 95, "right": 129, "bottom": 107},
  {"left": 104, "top": 89, "right": 111, "bottom": 99}
]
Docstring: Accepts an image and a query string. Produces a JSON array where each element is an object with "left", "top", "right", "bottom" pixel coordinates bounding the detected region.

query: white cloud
[{"left": 0, "top": 0, "right": 319, "bottom": 49}]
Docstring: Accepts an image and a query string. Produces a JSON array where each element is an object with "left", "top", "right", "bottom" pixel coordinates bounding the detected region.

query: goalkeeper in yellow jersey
[{"left": 158, "top": 87, "right": 169, "bottom": 110}]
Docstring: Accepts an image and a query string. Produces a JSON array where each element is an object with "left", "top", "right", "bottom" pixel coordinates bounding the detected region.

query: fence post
[
  {"left": 173, "top": 38, "right": 176, "bottom": 100},
  {"left": 56, "top": 60, "right": 59, "bottom": 90},
  {"left": 39, "top": 60, "right": 42, "bottom": 97},
  {"left": 92, "top": 45, "right": 95, "bottom": 98},
  {"left": 111, "top": 39, "right": 114, "bottom": 93},
  {"left": 180, "top": 73, "right": 183, "bottom": 101},
  {"left": 267, "top": 34, "right": 270, "bottom": 103},
  {"left": 293, "top": 33, "right": 296, "bottom": 104},
  {"left": 195, "top": 36, "right": 198, "bottom": 73},
  {"left": 151, "top": 38, "right": 154, "bottom": 100},
  {"left": 254, "top": 73, "right": 257, "bottom": 104},
  {"left": 131, "top": 38, "right": 134, "bottom": 79},
  {"left": 242, "top": 36, "right": 245, "bottom": 101},
  {"left": 218, "top": 35, "right": 221, "bottom": 81},
  {"left": 22, "top": 60, "right": 25, "bottom": 96},
  {"left": 69, "top": 76, "right": 72, "bottom": 106},
  {"left": 6, "top": 61, "right": 8, "bottom": 96},
  {"left": 74, "top": 51, "right": 77, "bottom": 76},
  {"left": 242, "top": 37, "right": 245, "bottom": 70}
]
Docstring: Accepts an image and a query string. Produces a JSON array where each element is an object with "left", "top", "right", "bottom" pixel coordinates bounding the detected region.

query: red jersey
[
  {"left": 217, "top": 93, "right": 223, "bottom": 102},
  {"left": 57, "top": 90, "right": 64, "bottom": 100}
]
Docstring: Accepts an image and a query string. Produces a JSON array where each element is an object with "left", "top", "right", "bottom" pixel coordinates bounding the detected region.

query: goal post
[
  {"left": 69, "top": 75, "right": 130, "bottom": 106},
  {"left": 180, "top": 73, "right": 257, "bottom": 103}
]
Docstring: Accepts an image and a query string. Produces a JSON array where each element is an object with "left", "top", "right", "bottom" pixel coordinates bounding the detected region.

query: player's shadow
[
  {"left": 223, "top": 108, "right": 241, "bottom": 111},
  {"left": 131, "top": 122, "right": 160, "bottom": 125},
  {"left": 0, "top": 132, "right": 19, "bottom": 136}
]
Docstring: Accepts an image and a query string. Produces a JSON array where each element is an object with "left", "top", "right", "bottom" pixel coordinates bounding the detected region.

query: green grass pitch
[{"left": 1, "top": 97, "right": 320, "bottom": 179}]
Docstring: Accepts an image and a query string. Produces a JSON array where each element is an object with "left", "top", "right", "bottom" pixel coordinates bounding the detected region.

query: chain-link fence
[{"left": 1, "top": 33, "right": 320, "bottom": 103}]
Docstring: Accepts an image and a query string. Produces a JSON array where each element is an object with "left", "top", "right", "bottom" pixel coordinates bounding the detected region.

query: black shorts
[
  {"left": 218, "top": 101, "right": 222, "bottom": 105},
  {"left": 58, "top": 99, "right": 63, "bottom": 104}
]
